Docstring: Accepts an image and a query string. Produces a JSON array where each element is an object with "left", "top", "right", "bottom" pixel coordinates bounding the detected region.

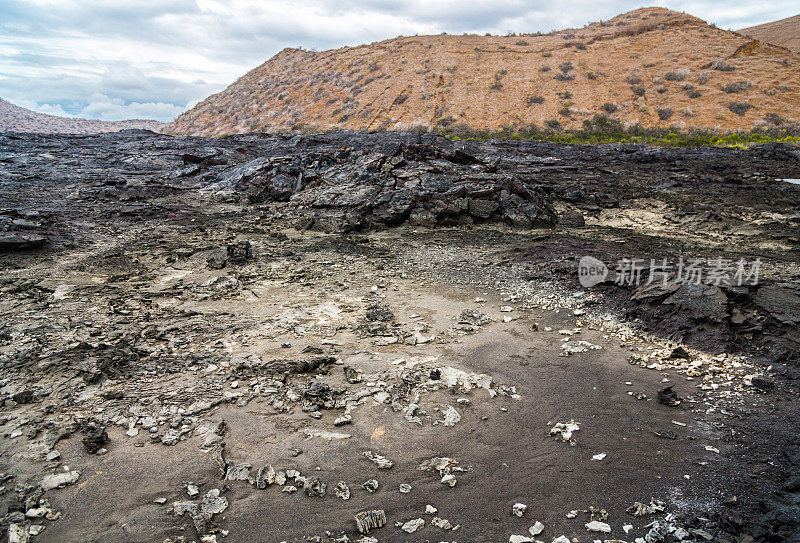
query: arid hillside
[
  {"left": 0, "top": 98, "right": 163, "bottom": 134},
  {"left": 167, "top": 7, "right": 800, "bottom": 136},
  {"left": 740, "top": 13, "right": 800, "bottom": 53}
]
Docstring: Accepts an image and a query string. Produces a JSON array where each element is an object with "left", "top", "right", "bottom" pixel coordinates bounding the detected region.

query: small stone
[
  {"left": 585, "top": 520, "right": 612, "bottom": 533},
  {"left": 513, "top": 503, "right": 527, "bottom": 517},
  {"left": 529, "top": 521, "right": 544, "bottom": 536},
  {"left": 40, "top": 470, "right": 80, "bottom": 490},
  {"left": 363, "top": 450, "right": 394, "bottom": 469},
  {"left": 400, "top": 518, "right": 424, "bottom": 533},
  {"left": 399, "top": 483, "right": 412, "bottom": 493},
  {"left": 354, "top": 510, "right": 386, "bottom": 534},
  {"left": 334, "top": 481, "right": 351, "bottom": 500},
  {"left": 333, "top": 414, "right": 352, "bottom": 426}
]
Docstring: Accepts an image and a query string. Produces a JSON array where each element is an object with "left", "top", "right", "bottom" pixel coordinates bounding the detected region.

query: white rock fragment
[
  {"left": 431, "top": 516, "right": 453, "bottom": 530},
  {"left": 561, "top": 340, "right": 601, "bottom": 355},
  {"left": 364, "top": 450, "right": 394, "bottom": 468},
  {"left": 401, "top": 518, "right": 425, "bottom": 533},
  {"left": 441, "top": 474, "right": 457, "bottom": 487},
  {"left": 333, "top": 414, "right": 352, "bottom": 426},
  {"left": 585, "top": 520, "right": 611, "bottom": 533},
  {"left": 513, "top": 503, "right": 528, "bottom": 517},
  {"left": 623, "top": 524, "right": 634, "bottom": 533},
  {"left": 334, "top": 481, "right": 351, "bottom": 500},
  {"left": 704, "top": 445, "right": 720, "bottom": 454},
  {"left": 399, "top": 483, "right": 412, "bottom": 493},
  {"left": 426, "top": 504, "right": 438, "bottom": 514},
  {"left": 552, "top": 537, "right": 571, "bottom": 543},
  {"left": 591, "top": 453, "right": 607, "bottom": 461},
  {"left": 8, "top": 524, "right": 27, "bottom": 543},
  {"left": 550, "top": 420, "right": 580, "bottom": 443},
  {"left": 40, "top": 470, "right": 80, "bottom": 491},
  {"left": 303, "top": 428, "right": 351, "bottom": 440},
  {"left": 509, "top": 536, "right": 534, "bottom": 543},
  {"left": 529, "top": 521, "right": 545, "bottom": 536},
  {"left": 435, "top": 405, "right": 462, "bottom": 427},
  {"left": 355, "top": 510, "right": 386, "bottom": 535}
]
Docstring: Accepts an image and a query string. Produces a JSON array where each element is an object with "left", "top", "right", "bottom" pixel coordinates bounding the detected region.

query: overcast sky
[{"left": 1, "top": 1, "right": 796, "bottom": 122}]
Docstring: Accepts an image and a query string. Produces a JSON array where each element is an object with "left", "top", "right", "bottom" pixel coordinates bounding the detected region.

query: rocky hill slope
[
  {"left": 740, "top": 13, "right": 800, "bottom": 53},
  {"left": 167, "top": 7, "right": 800, "bottom": 136},
  {"left": 0, "top": 98, "right": 163, "bottom": 134}
]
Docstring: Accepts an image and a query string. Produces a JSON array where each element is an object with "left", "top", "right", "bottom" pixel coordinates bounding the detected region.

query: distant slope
[
  {"left": 740, "top": 14, "right": 800, "bottom": 52},
  {"left": 167, "top": 7, "right": 800, "bottom": 136},
  {"left": 0, "top": 98, "right": 164, "bottom": 134}
]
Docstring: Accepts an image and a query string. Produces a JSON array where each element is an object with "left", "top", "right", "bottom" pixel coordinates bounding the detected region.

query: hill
[
  {"left": 740, "top": 13, "right": 800, "bottom": 53},
  {"left": 0, "top": 98, "right": 164, "bottom": 134},
  {"left": 166, "top": 7, "right": 800, "bottom": 136}
]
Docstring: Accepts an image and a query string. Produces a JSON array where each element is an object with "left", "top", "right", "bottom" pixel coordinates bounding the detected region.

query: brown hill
[
  {"left": 740, "top": 13, "right": 800, "bottom": 53},
  {"left": 167, "top": 7, "right": 800, "bottom": 136},
  {"left": 0, "top": 98, "right": 164, "bottom": 134}
]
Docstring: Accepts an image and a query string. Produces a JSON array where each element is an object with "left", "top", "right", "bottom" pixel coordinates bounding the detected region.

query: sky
[{"left": 1, "top": 1, "right": 796, "bottom": 122}]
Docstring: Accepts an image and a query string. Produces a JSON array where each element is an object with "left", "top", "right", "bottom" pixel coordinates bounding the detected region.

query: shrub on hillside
[
  {"left": 684, "top": 85, "right": 702, "bottom": 98},
  {"left": 600, "top": 102, "right": 618, "bottom": 113},
  {"left": 711, "top": 60, "right": 735, "bottom": 72},
  {"left": 664, "top": 70, "right": 689, "bottom": 82},
  {"left": 727, "top": 102, "right": 752, "bottom": 116},
  {"left": 721, "top": 81, "right": 752, "bottom": 93},
  {"left": 626, "top": 75, "right": 642, "bottom": 85},
  {"left": 525, "top": 95, "right": 545, "bottom": 106},
  {"left": 764, "top": 112, "right": 788, "bottom": 125},
  {"left": 631, "top": 85, "right": 645, "bottom": 96},
  {"left": 657, "top": 107, "right": 674, "bottom": 121}
]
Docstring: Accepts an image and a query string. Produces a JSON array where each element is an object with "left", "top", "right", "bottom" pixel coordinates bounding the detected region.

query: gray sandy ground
[{"left": 1, "top": 130, "right": 799, "bottom": 543}]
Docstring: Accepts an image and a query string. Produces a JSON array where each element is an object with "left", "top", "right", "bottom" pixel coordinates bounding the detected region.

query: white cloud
[
  {"left": 77, "top": 94, "right": 188, "bottom": 122},
  {"left": 1, "top": 1, "right": 798, "bottom": 122}
]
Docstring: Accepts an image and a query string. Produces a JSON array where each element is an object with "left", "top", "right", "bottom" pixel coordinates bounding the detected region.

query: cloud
[
  {"left": 1, "top": 0, "right": 798, "bottom": 122},
  {"left": 76, "top": 94, "right": 188, "bottom": 122}
]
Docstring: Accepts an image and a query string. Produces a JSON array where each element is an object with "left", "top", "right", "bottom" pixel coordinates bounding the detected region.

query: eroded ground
[{"left": 1, "top": 131, "right": 799, "bottom": 543}]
